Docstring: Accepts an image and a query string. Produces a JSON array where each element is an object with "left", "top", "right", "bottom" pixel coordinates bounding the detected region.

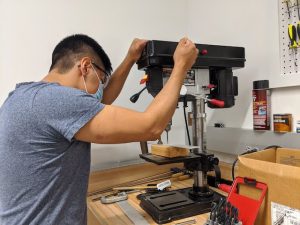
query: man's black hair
[{"left": 49, "top": 34, "right": 112, "bottom": 75}]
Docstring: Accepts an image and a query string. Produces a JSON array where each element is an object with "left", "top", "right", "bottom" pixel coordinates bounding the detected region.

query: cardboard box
[{"left": 237, "top": 148, "right": 300, "bottom": 225}]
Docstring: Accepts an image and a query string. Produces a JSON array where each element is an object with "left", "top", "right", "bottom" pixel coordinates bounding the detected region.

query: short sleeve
[{"left": 33, "top": 84, "right": 104, "bottom": 142}]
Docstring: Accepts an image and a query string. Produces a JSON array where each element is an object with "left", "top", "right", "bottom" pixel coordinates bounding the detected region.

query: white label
[
  {"left": 271, "top": 202, "right": 300, "bottom": 225},
  {"left": 156, "top": 179, "right": 171, "bottom": 191}
]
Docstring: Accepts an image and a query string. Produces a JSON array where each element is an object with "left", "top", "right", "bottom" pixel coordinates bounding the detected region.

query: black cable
[
  {"left": 231, "top": 149, "right": 258, "bottom": 180},
  {"left": 183, "top": 107, "right": 191, "bottom": 145},
  {"left": 166, "top": 132, "right": 169, "bottom": 144},
  {"left": 183, "top": 97, "right": 191, "bottom": 146},
  {"left": 231, "top": 158, "right": 239, "bottom": 181},
  {"left": 264, "top": 145, "right": 282, "bottom": 150}
]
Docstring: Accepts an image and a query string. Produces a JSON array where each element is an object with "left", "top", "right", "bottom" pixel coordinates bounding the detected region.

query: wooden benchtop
[{"left": 87, "top": 162, "right": 232, "bottom": 225}]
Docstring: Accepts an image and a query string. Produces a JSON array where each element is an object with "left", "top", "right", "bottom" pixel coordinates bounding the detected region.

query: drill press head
[{"left": 136, "top": 40, "right": 245, "bottom": 108}]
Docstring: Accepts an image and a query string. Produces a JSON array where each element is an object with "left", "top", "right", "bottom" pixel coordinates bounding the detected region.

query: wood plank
[
  {"left": 151, "top": 144, "right": 189, "bottom": 158},
  {"left": 87, "top": 207, "right": 102, "bottom": 225}
]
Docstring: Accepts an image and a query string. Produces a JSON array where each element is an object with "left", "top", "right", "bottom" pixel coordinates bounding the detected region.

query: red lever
[
  {"left": 140, "top": 75, "right": 148, "bottom": 84},
  {"left": 207, "top": 84, "right": 216, "bottom": 89},
  {"left": 209, "top": 99, "right": 225, "bottom": 108},
  {"left": 218, "top": 183, "right": 237, "bottom": 194}
]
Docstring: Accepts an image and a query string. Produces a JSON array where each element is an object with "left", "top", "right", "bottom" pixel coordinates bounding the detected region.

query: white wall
[
  {"left": 2, "top": 0, "right": 300, "bottom": 171},
  {"left": 187, "top": 0, "right": 300, "bottom": 130},
  {"left": 0, "top": 0, "right": 188, "bottom": 170}
]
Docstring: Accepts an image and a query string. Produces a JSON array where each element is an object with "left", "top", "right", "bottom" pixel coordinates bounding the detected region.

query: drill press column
[
  {"left": 189, "top": 95, "right": 215, "bottom": 198},
  {"left": 192, "top": 96, "right": 208, "bottom": 191},
  {"left": 192, "top": 95, "right": 207, "bottom": 154}
]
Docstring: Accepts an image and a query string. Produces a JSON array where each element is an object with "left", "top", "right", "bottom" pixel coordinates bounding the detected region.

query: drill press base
[{"left": 138, "top": 187, "right": 223, "bottom": 224}]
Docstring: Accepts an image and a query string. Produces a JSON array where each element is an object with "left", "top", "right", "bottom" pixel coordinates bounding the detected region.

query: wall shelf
[{"left": 207, "top": 126, "right": 300, "bottom": 155}]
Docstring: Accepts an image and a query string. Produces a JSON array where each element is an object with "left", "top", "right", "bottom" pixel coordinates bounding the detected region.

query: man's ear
[{"left": 79, "top": 57, "right": 91, "bottom": 75}]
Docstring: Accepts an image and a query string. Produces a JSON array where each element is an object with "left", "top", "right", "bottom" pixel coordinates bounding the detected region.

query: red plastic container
[{"left": 227, "top": 177, "right": 268, "bottom": 225}]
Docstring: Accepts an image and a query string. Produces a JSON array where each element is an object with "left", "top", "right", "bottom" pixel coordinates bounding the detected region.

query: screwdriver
[
  {"left": 297, "top": 0, "right": 300, "bottom": 45},
  {"left": 288, "top": 24, "right": 298, "bottom": 48},
  {"left": 285, "top": 0, "right": 291, "bottom": 19},
  {"left": 297, "top": 23, "right": 300, "bottom": 45},
  {"left": 288, "top": 24, "right": 298, "bottom": 67},
  {"left": 297, "top": 0, "right": 300, "bottom": 19}
]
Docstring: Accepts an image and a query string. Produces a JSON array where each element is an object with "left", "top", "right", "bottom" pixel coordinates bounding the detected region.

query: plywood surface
[
  {"left": 87, "top": 162, "right": 232, "bottom": 225},
  {"left": 87, "top": 179, "right": 209, "bottom": 225}
]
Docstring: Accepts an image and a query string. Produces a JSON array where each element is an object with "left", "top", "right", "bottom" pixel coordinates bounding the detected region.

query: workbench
[{"left": 87, "top": 162, "right": 232, "bottom": 225}]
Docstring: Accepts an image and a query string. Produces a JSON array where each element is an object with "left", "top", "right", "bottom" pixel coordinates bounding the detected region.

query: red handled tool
[
  {"left": 218, "top": 183, "right": 237, "bottom": 194},
  {"left": 206, "top": 98, "right": 225, "bottom": 108},
  {"left": 140, "top": 74, "right": 148, "bottom": 84}
]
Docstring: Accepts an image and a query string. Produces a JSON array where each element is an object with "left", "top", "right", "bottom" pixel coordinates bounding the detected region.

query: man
[{"left": 0, "top": 34, "right": 198, "bottom": 225}]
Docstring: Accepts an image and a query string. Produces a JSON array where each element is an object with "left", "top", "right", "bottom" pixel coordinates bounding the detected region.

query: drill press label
[{"left": 162, "top": 68, "right": 196, "bottom": 86}]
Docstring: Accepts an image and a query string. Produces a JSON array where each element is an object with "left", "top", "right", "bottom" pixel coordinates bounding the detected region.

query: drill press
[{"left": 133, "top": 40, "right": 245, "bottom": 224}]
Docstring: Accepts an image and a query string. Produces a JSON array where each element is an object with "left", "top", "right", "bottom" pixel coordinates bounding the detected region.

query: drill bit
[
  {"left": 157, "top": 136, "right": 163, "bottom": 144},
  {"left": 164, "top": 120, "right": 172, "bottom": 144}
]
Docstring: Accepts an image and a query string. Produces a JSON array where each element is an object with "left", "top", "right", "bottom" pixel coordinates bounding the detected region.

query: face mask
[
  {"left": 82, "top": 64, "right": 104, "bottom": 101},
  {"left": 92, "top": 81, "right": 104, "bottom": 101}
]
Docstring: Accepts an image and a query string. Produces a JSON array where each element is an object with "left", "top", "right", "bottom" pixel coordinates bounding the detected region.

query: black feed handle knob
[{"left": 130, "top": 86, "right": 147, "bottom": 103}]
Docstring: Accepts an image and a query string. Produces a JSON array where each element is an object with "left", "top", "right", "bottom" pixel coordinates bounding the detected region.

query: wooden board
[{"left": 151, "top": 144, "right": 189, "bottom": 158}]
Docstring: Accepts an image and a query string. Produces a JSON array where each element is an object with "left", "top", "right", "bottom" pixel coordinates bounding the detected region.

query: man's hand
[
  {"left": 173, "top": 37, "right": 199, "bottom": 72},
  {"left": 101, "top": 38, "right": 147, "bottom": 104},
  {"left": 126, "top": 38, "right": 148, "bottom": 63}
]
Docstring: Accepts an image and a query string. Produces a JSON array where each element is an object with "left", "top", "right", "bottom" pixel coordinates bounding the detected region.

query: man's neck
[{"left": 42, "top": 71, "right": 80, "bottom": 90}]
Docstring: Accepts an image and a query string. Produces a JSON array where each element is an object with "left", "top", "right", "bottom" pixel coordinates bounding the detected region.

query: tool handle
[
  {"left": 288, "top": 24, "right": 298, "bottom": 48},
  {"left": 171, "top": 172, "right": 184, "bottom": 178},
  {"left": 113, "top": 185, "right": 156, "bottom": 190},
  {"left": 140, "top": 75, "right": 148, "bottom": 84},
  {"left": 174, "top": 219, "right": 196, "bottom": 225},
  {"left": 218, "top": 184, "right": 236, "bottom": 194},
  {"left": 297, "top": 22, "right": 300, "bottom": 44},
  {"left": 209, "top": 99, "right": 225, "bottom": 108},
  {"left": 130, "top": 86, "right": 147, "bottom": 103},
  {"left": 177, "top": 174, "right": 191, "bottom": 181},
  {"left": 100, "top": 192, "right": 128, "bottom": 204}
]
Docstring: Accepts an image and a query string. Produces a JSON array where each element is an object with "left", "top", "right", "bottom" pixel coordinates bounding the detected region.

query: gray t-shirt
[{"left": 0, "top": 81, "right": 104, "bottom": 225}]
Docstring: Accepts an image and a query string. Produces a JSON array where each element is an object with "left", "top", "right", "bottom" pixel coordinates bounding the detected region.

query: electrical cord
[
  {"left": 231, "top": 150, "right": 256, "bottom": 181},
  {"left": 183, "top": 96, "right": 191, "bottom": 146},
  {"left": 231, "top": 145, "right": 282, "bottom": 180},
  {"left": 263, "top": 145, "right": 282, "bottom": 150}
]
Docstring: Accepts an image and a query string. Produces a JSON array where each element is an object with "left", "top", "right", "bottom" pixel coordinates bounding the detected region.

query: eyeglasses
[{"left": 91, "top": 62, "right": 110, "bottom": 85}]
